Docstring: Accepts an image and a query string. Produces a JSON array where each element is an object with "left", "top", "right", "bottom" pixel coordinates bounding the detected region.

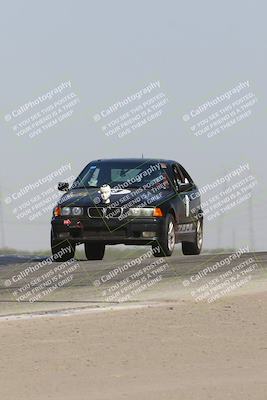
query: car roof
[{"left": 90, "top": 158, "right": 177, "bottom": 165}]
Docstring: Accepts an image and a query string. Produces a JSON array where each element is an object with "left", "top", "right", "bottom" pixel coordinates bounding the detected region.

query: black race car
[{"left": 51, "top": 158, "right": 203, "bottom": 260}]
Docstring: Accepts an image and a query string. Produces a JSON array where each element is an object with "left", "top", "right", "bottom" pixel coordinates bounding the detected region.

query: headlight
[
  {"left": 61, "top": 207, "right": 71, "bottom": 216},
  {"left": 128, "top": 208, "right": 154, "bottom": 217},
  {"left": 72, "top": 207, "right": 83, "bottom": 216}
]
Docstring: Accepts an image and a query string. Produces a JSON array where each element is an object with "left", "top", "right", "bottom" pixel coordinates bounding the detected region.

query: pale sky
[{"left": 0, "top": 0, "right": 266, "bottom": 251}]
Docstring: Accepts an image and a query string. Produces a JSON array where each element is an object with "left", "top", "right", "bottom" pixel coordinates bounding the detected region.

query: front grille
[{"left": 87, "top": 207, "right": 123, "bottom": 219}]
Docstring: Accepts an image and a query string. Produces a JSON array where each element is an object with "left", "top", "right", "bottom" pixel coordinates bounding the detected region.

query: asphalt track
[
  {"left": 1, "top": 251, "right": 267, "bottom": 400},
  {"left": 0, "top": 250, "right": 266, "bottom": 318}
]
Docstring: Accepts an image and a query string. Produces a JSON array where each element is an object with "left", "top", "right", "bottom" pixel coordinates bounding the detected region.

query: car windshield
[{"left": 72, "top": 160, "right": 172, "bottom": 190}]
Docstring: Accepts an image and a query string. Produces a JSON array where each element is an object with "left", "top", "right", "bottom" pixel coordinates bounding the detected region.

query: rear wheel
[
  {"left": 84, "top": 242, "right": 105, "bottom": 260},
  {"left": 182, "top": 219, "right": 203, "bottom": 255},
  {"left": 51, "top": 231, "right": 75, "bottom": 261},
  {"left": 152, "top": 213, "right": 176, "bottom": 257}
]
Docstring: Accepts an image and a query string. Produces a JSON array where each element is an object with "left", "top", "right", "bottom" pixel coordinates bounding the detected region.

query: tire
[
  {"left": 51, "top": 231, "right": 75, "bottom": 262},
  {"left": 152, "top": 213, "right": 176, "bottom": 257},
  {"left": 84, "top": 242, "right": 105, "bottom": 260},
  {"left": 182, "top": 219, "right": 203, "bottom": 255}
]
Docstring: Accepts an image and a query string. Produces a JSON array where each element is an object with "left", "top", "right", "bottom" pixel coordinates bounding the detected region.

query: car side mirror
[
  {"left": 58, "top": 182, "right": 69, "bottom": 191},
  {"left": 179, "top": 182, "right": 192, "bottom": 192}
]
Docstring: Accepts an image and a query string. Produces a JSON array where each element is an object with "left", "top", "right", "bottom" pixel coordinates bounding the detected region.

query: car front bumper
[{"left": 51, "top": 216, "right": 164, "bottom": 245}]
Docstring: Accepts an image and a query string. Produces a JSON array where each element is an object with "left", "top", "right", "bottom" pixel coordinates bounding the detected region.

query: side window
[
  {"left": 172, "top": 164, "right": 184, "bottom": 190},
  {"left": 179, "top": 164, "right": 194, "bottom": 184}
]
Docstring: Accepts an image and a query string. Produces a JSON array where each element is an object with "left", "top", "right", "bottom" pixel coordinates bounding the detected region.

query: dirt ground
[{"left": 1, "top": 289, "right": 267, "bottom": 400}]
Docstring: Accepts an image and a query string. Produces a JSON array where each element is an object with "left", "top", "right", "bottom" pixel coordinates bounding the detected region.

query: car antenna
[{"left": 142, "top": 153, "right": 144, "bottom": 158}]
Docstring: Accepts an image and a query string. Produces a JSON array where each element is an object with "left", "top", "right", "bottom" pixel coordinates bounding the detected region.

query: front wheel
[
  {"left": 182, "top": 219, "right": 203, "bottom": 255},
  {"left": 84, "top": 242, "right": 105, "bottom": 260},
  {"left": 152, "top": 213, "right": 176, "bottom": 257}
]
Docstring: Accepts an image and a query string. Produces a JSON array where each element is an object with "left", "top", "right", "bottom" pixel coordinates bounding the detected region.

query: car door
[
  {"left": 178, "top": 164, "right": 201, "bottom": 223},
  {"left": 171, "top": 163, "right": 189, "bottom": 225}
]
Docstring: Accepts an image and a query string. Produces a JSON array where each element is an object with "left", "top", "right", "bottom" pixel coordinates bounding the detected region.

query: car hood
[{"left": 58, "top": 187, "right": 173, "bottom": 208}]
